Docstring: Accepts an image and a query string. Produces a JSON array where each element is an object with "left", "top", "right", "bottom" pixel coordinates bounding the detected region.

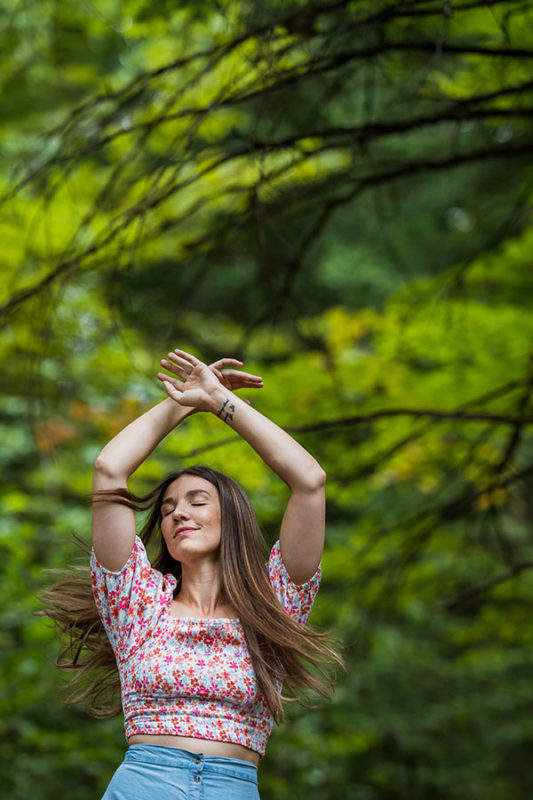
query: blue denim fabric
[{"left": 102, "top": 744, "right": 260, "bottom": 800}]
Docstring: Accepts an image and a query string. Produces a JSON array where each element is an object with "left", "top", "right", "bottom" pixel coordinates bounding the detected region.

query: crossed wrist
[
  {"left": 167, "top": 397, "right": 195, "bottom": 422},
  {"left": 209, "top": 388, "right": 237, "bottom": 422}
]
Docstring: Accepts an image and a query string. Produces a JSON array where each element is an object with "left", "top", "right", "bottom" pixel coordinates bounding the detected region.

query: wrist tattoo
[{"left": 217, "top": 397, "right": 235, "bottom": 422}]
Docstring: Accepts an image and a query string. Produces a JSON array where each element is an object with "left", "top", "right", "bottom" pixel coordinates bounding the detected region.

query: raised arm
[
  {"left": 159, "top": 350, "right": 326, "bottom": 585},
  {"left": 92, "top": 359, "right": 263, "bottom": 572}
]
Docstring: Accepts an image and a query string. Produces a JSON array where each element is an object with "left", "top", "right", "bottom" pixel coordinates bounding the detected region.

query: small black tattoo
[{"left": 217, "top": 397, "right": 235, "bottom": 422}]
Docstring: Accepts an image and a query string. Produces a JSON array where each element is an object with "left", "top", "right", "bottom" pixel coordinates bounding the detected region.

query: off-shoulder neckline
[{"left": 164, "top": 612, "right": 242, "bottom": 624}]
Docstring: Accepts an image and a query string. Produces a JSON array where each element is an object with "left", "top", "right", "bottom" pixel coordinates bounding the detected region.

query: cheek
[
  {"left": 196, "top": 505, "right": 219, "bottom": 523},
  {"left": 160, "top": 519, "right": 172, "bottom": 542},
  {"left": 204, "top": 509, "right": 221, "bottom": 536},
  {"left": 209, "top": 509, "right": 222, "bottom": 527}
]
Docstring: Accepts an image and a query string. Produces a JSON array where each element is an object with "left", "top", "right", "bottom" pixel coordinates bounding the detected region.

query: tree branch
[
  {"left": 443, "top": 561, "right": 533, "bottom": 610},
  {"left": 289, "top": 407, "right": 533, "bottom": 433}
]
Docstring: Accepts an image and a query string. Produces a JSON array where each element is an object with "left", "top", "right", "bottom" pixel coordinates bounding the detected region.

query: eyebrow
[{"left": 161, "top": 489, "right": 211, "bottom": 505}]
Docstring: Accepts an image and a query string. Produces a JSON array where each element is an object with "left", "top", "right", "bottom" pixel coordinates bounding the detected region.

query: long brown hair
[{"left": 40, "top": 466, "right": 342, "bottom": 723}]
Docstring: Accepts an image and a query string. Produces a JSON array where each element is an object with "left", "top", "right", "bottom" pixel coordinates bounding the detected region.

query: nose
[{"left": 171, "top": 501, "right": 190, "bottom": 520}]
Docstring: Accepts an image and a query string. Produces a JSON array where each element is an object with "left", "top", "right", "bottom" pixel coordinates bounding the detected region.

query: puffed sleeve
[
  {"left": 90, "top": 536, "right": 176, "bottom": 661},
  {"left": 267, "top": 540, "right": 321, "bottom": 625}
]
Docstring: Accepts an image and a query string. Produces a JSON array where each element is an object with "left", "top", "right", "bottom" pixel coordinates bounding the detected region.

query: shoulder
[
  {"left": 267, "top": 539, "right": 321, "bottom": 625},
  {"left": 91, "top": 535, "right": 176, "bottom": 615},
  {"left": 90, "top": 535, "right": 177, "bottom": 656}
]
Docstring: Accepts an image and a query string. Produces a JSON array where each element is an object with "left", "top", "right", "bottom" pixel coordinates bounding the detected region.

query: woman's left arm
[{"left": 159, "top": 350, "right": 325, "bottom": 584}]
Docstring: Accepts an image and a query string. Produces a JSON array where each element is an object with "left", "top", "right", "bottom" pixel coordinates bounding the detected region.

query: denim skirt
[{"left": 101, "top": 744, "right": 260, "bottom": 800}]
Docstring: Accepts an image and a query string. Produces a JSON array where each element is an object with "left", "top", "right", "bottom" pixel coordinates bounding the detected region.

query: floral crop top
[{"left": 90, "top": 536, "right": 320, "bottom": 757}]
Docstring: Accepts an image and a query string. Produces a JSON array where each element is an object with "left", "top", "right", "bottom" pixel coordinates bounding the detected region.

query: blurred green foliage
[{"left": 1, "top": 0, "right": 532, "bottom": 798}]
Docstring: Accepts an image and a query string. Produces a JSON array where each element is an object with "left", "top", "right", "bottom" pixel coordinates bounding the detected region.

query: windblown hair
[{"left": 40, "top": 466, "right": 343, "bottom": 723}]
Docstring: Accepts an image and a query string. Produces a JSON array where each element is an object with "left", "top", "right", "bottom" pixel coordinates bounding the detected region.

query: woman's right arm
[
  {"left": 92, "top": 397, "right": 193, "bottom": 572},
  {"left": 92, "top": 358, "right": 263, "bottom": 572}
]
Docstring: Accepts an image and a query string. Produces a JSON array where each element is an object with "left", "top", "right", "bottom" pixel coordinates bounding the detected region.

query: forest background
[{"left": 1, "top": 1, "right": 532, "bottom": 798}]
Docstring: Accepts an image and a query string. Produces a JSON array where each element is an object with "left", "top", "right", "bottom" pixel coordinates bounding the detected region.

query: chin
[{"left": 168, "top": 541, "right": 220, "bottom": 561}]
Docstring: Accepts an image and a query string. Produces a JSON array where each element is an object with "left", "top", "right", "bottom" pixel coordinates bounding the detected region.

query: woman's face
[{"left": 160, "top": 474, "right": 222, "bottom": 564}]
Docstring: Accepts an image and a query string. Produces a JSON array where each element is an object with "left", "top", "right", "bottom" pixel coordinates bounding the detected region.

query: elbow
[
  {"left": 94, "top": 454, "right": 113, "bottom": 477},
  {"left": 301, "top": 464, "right": 326, "bottom": 493},
  {"left": 312, "top": 466, "right": 327, "bottom": 490},
  {"left": 93, "top": 454, "right": 124, "bottom": 485}
]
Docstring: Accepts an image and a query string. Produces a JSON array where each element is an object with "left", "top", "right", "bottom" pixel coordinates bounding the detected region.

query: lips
[{"left": 173, "top": 526, "right": 199, "bottom": 537}]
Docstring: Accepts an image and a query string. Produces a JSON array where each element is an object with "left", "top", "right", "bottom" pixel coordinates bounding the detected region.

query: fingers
[
  {"left": 160, "top": 358, "right": 186, "bottom": 378},
  {"left": 237, "top": 371, "right": 263, "bottom": 384},
  {"left": 209, "top": 358, "right": 262, "bottom": 380},
  {"left": 160, "top": 349, "right": 200, "bottom": 375},
  {"left": 164, "top": 353, "right": 192, "bottom": 373},
  {"left": 160, "top": 349, "right": 205, "bottom": 381},
  {"left": 172, "top": 349, "right": 201, "bottom": 367},
  {"left": 208, "top": 358, "right": 263, "bottom": 386},
  {"left": 224, "top": 370, "right": 263, "bottom": 387},
  {"left": 157, "top": 372, "right": 183, "bottom": 391},
  {"left": 209, "top": 358, "right": 244, "bottom": 370},
  {"left": 158, "top": 377, "right": 186, "bottom": 404}
]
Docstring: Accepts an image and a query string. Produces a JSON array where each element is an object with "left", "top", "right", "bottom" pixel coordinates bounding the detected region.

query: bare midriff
[{"left": 127, "top": 734, "right": 260, "bottom": 765}]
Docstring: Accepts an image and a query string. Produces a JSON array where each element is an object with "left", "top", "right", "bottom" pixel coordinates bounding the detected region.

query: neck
[{"left": 176, "top": 561, "right": 224, "bottom": 617}]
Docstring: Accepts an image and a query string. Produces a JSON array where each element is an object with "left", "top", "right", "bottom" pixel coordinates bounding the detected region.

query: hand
[
  {"left": 157, "top": 349, "right": 262, "bottom": 411},
  {"left": 209, "top": 357, "right": 263, "bottom": 395}
]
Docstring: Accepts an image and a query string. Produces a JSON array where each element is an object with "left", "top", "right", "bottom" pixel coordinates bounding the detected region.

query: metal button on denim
[{"left": 106, "top": 746, "right": 260, "bottom": 799}]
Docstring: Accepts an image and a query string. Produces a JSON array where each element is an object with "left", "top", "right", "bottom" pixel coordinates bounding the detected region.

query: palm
[{"left": 178, "top": 363, "right": 219, "bottom": 405}]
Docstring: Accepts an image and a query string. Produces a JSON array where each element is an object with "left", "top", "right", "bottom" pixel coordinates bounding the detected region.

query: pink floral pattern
[{"left": 90, "top": 536, "right": 320, "bottom": 756}]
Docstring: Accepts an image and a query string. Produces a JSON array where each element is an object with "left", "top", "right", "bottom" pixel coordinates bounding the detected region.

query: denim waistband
[{"left": 125, "top": 744, "right": 258, "bottom": 783}]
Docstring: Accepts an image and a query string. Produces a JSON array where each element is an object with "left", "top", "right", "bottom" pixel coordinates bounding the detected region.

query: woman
[{"left": 46, "top": 348, "right": 340, "bottom": 799}]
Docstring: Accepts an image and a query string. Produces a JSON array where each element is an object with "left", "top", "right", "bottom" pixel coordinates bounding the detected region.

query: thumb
[{"left": 162, "top": 380, "right": 184, "bottom": 403}]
